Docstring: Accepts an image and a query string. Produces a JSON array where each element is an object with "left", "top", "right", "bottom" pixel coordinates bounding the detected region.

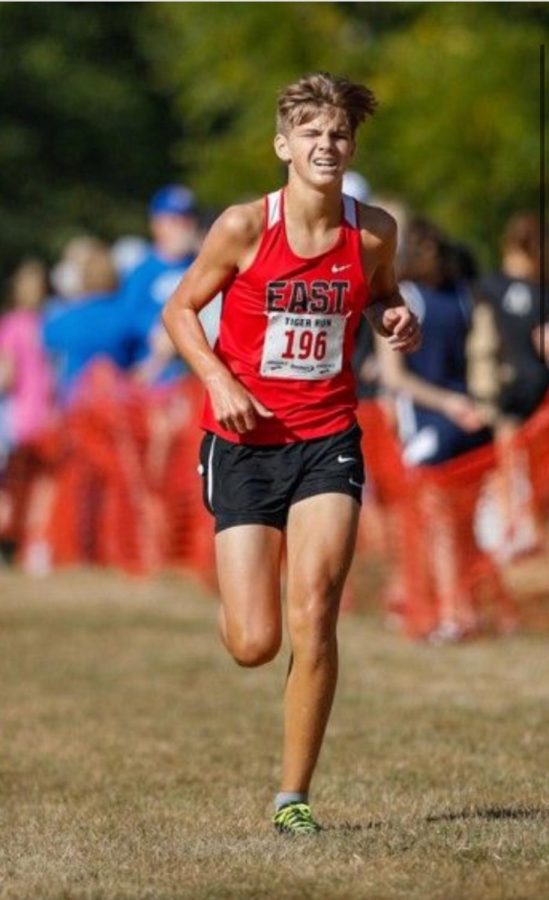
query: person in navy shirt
[
  {"left": 378, "top": 218, "right": 491, "bottom": 465},
  {"left": 376, "top": 218, "right": 494, "bottom": 642},
  {"left": 119, "top": 185, "right": 200, "bottom": 384}
]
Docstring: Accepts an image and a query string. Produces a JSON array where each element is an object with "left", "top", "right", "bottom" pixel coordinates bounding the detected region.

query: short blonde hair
[
  {"left": 276, "top": 71, "right": 377, "bottom": 136},
  {"left": 64, "top": 237, "right": 117, "bottom": 294}
]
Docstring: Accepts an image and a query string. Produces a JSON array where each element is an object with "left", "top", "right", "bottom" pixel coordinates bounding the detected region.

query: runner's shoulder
[
  {"left": 213, "top": 199, "right": 265, "bottom": 251},
  {"left": 357, "top": 203, "right": 398, "bottom": 247}
]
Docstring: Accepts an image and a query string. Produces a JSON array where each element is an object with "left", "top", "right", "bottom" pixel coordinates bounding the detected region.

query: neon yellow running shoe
[{"left": 273, "top": 802, "right": 322, "bottom": 835}]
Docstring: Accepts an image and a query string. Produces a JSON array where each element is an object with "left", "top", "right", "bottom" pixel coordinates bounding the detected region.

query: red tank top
[{"left": 201, "top": 188, "right": 371, "bottom": 444}]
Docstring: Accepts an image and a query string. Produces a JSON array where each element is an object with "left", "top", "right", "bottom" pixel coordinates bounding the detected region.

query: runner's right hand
[{"left": 206, "top": 371, "right": 273, "bottom": 434}]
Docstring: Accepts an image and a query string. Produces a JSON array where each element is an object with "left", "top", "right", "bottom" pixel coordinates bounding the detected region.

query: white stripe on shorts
[{"left": 206, "top": 435, "right": 217, "bottom": 510}]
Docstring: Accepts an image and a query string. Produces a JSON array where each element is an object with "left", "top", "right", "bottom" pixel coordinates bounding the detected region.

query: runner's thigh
[
  {"left": 215, "top": 523, "right": 284, "bottom": 643},
  {"left": 285, "top": 493, "right": 360, "bottom": 618}
]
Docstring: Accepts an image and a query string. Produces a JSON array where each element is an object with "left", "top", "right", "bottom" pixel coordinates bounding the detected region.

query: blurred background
[
  {"left": 0, "top": 2, "right": 547, "bottom": 642},
  {"left": 0, "top": 2, "right": 545, "bottom": 275}
]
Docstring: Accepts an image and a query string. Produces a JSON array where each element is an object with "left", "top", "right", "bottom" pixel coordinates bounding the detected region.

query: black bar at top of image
[{"left": 540, "top": 44, "right": 546, "bottom": 363}]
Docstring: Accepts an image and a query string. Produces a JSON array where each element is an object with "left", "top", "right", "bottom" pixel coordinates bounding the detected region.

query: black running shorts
[{"left": 198, "top": 423, "right": 364, "bottom": 533}]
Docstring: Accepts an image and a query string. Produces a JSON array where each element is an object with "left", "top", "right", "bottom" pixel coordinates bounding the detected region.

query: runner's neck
[{"left": 284, "top": 179, "right": 343, "bottom": 232}]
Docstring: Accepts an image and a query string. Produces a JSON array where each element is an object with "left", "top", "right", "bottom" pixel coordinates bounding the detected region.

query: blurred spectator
[
  {"left": 471, "top": 212, "right": 548, "bottom": 561},
  {"left": 43, "top": 237, "right": 131, "bottom": 405},
  {"left": 342, "top": 170, "right": 371, "bottom": 204},
  {"left": 379, "top": 218, "right": 491, "bottom": 466},
  {"left": 111, "top": 235, "right": 150, "bottom": 285},
  {"left": 376, "top": 219, "right": 492, "bottom": 640},
  {"left": 50, "top": 236, "right": 103, "bottom": 301},
  {"left": 0, "top": 260, "right": 54, "bottom": 568},
  {"left": 0, "top": 259, "right": 53, "bottom": 461},
  {"left": 451, "top": 242, "right": 479, "bottom": 283},
  {"left": 119, "top": 185, "right": 200, "bottom": 384},
  {"left": 474, "top": 212, "right": 548, "bottom": 422}
]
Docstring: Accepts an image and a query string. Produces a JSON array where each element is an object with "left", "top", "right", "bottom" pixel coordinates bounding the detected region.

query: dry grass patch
[{"left": 0, "top": 566, "right": 548, "bottom": 899}]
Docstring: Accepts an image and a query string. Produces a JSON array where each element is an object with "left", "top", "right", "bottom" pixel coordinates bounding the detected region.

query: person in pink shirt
[
  {"left": 0, "top": 260, "right": 54, "bottom": 571},
  {"left": 0, "top": 260, "right": 53, "bottom": 459}
]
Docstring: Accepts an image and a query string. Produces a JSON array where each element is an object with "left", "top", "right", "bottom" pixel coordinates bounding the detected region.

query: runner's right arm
[{"left": 162, "top": 204, "right": 273, "bottom": 434}]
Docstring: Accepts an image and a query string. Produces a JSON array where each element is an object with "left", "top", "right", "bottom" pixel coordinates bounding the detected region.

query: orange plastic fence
[
  {"left": 516, "top": 398, "right": 549, "bottom": 514},
  {"left": 357, "top": 396, "right": 549, "bottom": 638},
  {"left": 1, "top": 369, "right": 547, "bottom": 640},
  {"left": 44, "top": 363, "right": 162, "bottom": 573},
  {"left": 41, "top": 364, "right": 216, "bottom": 583}
]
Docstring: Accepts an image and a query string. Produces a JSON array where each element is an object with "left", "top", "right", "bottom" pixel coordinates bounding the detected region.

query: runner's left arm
[{"left": 361, "top": 214, "right": 421, "bottom": 354}]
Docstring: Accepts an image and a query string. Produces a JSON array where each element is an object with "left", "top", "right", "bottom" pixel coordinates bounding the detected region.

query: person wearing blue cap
[{"left": 119, "top": 184, "right": 200, "bottom": 383}]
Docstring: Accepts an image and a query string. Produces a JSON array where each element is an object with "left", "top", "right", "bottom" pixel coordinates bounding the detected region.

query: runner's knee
[
  {"left": 226, "top": 629, "right": 281, "bottom": 667},
  {"left": 288, "top": 588, "right": 340, "bottom": 658}
]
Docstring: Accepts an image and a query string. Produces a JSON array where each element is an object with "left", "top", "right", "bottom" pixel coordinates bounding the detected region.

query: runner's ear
[{"left": 274, "top": 134, "right": 291, "bottom": 165}]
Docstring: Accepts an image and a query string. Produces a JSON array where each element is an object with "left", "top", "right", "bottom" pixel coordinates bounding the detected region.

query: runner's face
[{"left": 276, "top": 107, "right": 355, "bottom": 189}]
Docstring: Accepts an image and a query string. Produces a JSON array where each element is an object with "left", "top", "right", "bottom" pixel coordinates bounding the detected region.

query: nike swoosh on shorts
[{"left": 349, "top": 478, "right": 363, "bottom": 488}]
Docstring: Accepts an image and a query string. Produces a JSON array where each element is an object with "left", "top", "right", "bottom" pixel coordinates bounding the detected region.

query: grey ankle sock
[{"left": 275, "top": 791, "right": 308, "bottom": 812}]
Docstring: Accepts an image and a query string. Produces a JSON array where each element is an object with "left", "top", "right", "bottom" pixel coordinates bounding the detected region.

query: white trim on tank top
[
  {"left": 267, "top": 190, "right": 282, "bottom": 228},
  {"left": 342, "top": 193, "right": 358, "bottom": 227}
]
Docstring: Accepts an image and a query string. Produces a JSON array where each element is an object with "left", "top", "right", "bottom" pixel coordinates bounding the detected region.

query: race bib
[{"left": 260, "top": 312, "right": 347, "bottom": 380}]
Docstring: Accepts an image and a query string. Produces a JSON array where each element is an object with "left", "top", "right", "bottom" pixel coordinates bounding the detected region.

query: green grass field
[{"left": 1, "top": 565, "right": 548, "bottom": 899}]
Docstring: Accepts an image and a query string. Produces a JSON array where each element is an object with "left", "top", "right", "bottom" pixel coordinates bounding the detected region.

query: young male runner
[{"left": 163, "top": 72, "right": 421, "bottom": 835}]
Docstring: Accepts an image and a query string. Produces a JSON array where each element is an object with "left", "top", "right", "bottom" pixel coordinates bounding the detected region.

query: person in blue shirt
[
  {"left": 43, "top": 237, "right": 133, "bottom": 406},
  {"left": 119, "top": 185, "right": 201, "bottom": 384},
  {"left": 111, "top": 235, "right": 150, "bottom": 287}
]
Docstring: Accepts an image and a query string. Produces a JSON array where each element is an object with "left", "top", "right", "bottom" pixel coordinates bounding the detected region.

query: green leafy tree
[
  {"left": 141, "top": 3, "right": 366, "bottom": 205},
  {"left": 144, "top": 2, "right": 545, "bottom": 264},
  {"left": 0, "top": 3, "right": 180, "bottom": 280},
  {"left": 360, "top": 3, "right": 546, "bottom": 263},
  {"left": 0, "top": 3, "right": 545, "bottom": 278}
]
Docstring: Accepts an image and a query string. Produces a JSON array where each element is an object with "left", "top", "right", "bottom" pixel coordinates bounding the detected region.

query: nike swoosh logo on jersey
[
  {"left": 337, "top": 455, "right": 355, "bottom": 464},
  {"left": 331, "top": 264, "right": 351, "bottom": 273},
  {"left": 349, "top": 478, "right": 363, "bottom": 488}
]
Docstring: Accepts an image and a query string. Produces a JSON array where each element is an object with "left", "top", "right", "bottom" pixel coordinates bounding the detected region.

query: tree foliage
[
  {"left": 0, "top": 3, "right": 180, "bottom": 276},
  {"left": 140, "top": 3, "right": 365, "bottom": 204},
  {"left": 144, "top": 2, "right": 546, "bottom": 264},
  {"left": 0, "top": 2, "right": 546, "bottom": 278},
  {"left": 360, "top": 4, "right": 546, "bottom": 262}
]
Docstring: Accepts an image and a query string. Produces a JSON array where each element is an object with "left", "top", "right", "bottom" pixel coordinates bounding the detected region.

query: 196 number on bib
[
  {"left": 282, "top": 329, "right": 327, "bottom": 361},
  {"left": 260, "top": 312, "right": 347, "bottom": 380}
]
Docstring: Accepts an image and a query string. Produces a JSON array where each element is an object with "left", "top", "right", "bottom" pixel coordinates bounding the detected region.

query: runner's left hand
[{"left": 382, "top": 306, "right": 421, "bottom": 353}]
